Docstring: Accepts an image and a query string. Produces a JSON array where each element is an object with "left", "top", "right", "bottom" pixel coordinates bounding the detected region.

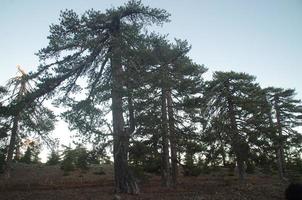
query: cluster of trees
[
  {"left": 196, "top": 72, "right": 302, "bottom": 181},
  {"left": 47, "top": 145, "right": 108, "bottom": 174},
  {"left": 0, "top": 0, "right": 301, "bottom": 194}
]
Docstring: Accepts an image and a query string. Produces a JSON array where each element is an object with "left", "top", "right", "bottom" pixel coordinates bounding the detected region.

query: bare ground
[{"left": 0, "top": 164, "right": 288, "bottom": 200}]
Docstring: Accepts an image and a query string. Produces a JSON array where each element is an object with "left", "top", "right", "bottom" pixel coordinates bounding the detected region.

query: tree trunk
[
  {"left": 14, "top": 135, "right": 21, "bottom": 161},
  {"left": 274, "top": 96, "right": 286, "bottom": 180},
  {"left": 161, "top": 88, "right": 170, "bottom": 187},
  {"left": 4, "top": 114, "right": 20, "bottom": 178},
  {"left": 167, "top": 89, "right": 177, "bottom": 187},
  {"left": 127, "top": 89, "right": 135, "bottom": 133},
  {"left": 218, "top": 132, "right": 226, "bottom": 166},
  {"left": 221, "top": 145, "right": 226, "bottom": 167},
  {"left": 236, "top": 153, "right": 245, "bottom": 181},
  {"left": 111, "top": 16, "right": 139, "bottom": 194},
  {"left": 276, "top": 147, "right": 285, "bottom": 179},
  {"left": 225, "top": 81, "right": 245, "bottom": 181}
]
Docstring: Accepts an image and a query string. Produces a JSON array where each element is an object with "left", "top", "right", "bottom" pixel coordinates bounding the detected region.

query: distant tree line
[{"left": 0, "top": 0, "right": 301, "bottom": 194}]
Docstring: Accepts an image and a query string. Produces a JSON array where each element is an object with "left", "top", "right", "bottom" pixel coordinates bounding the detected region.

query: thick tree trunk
[
  {"left": 276, "top": 147, "right": 285, "bottom": 179},
  {"left": 225, "top": 81, "right": 245, "bottom": 181},
  {"left": 14, "top": 140, "right": 21, "bottom": 161},
  {"left": 161, "top": 88, "right": 170, "bottom": 187},
  {"left": 167, "top": 89, "right": 177, "bottom": 187},
  {"left": 127, "top": 90, "right": 135, "bottom": 133},
  {"left": 111, "top": 16, "right": 139, "bottom": 194},
  {"left": 236, "top": 153, "right": 245, "bottom": 181},
  {"left": 267, "top": 99, "right": 285, "bottom": 180},
  {"left": 4, "top": 114, "right": 20, "bottom": 178}
]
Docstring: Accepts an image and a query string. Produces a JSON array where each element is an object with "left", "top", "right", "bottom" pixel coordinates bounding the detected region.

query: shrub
[
  {"left": 60, "top": 146, "right": 89, "bottom": 173},
  {"left": 61, "top": 151, "right": 75, "bottom": 172},
  {"left": 74, "top": 147, "right": 88, "bottom": 171},
  {"left": 93, "top": 166, "right": 106, "bottom": 175},
  {"left": 183, "top": 164, "right": 203, "bottom": 176}
]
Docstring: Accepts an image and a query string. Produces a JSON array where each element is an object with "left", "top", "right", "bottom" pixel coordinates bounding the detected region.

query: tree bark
[
  {"left": 161, "top": 88, "right": 170, "bottom": 187},
  {"left": 14, "top": 137, "right": 21, "bottom": 161},
  {"left": 220, "top": 144, "right": 227, "bottom": 167},
  {"left": 225, "top": 80, "right": 245, "bottom": 181},
  {"left": 218, "top": 131, "right": 226, "bottom": 166},
  {"left": 111, "top": 16, "right": 139, "bottom": 194},
  {"left": 127, "top": 89, "right": 135, "bottom": 134},
  {"left": 274, "top": 96, "right": 286, "bottom": 180},
  {"left": 167, "top": 89, "right": 177, "bottom": 187}
]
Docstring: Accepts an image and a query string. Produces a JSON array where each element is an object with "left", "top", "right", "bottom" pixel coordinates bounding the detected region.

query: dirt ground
[{"left": 0, "top": 164, "right": 289, "bottom": 200}]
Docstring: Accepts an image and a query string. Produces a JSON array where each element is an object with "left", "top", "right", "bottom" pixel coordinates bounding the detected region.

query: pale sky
[{"left": 1, "top": 0, "right": 302, "bottom": 160}]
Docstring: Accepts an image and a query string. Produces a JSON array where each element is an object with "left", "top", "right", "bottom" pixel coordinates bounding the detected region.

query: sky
[{"left": 1, "top": 0, "right": 302, "bottom": 160}]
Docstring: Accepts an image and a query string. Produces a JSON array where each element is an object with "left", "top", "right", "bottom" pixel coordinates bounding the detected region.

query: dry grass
[{"left": 0, "top": 163, "right": 289, "bottom": 200}]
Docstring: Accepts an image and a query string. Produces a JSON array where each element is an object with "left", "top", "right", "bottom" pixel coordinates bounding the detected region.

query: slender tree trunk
[
  {"left": 4, "top": 114, "right": 20, "bottom": 178},
  {"left": 274, "top": 96, "right": 286, "bottom": 180},
  {"left": 218, "top": 132, "right": 226, "bottom": 166},
  {"left": 221, "top": 145, "right": 226, "bottom": 167},
  {"left": 161, "top": 88, "right": 170, "bottom": 187},
  {"left": 111, "top": 16, "right": 139, "bottom": 194},
  {"left": 167, "top": 89, "right": 177, "bottom": 187}
]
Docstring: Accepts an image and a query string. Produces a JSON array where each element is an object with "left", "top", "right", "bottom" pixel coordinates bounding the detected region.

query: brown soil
[{"left": 0, "top": 164, "right": 288, "bottom": 200}]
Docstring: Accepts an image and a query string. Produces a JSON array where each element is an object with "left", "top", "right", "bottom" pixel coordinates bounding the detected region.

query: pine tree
[
  {"left": 264, "top": 87, "right": 302, "bottom": 179},
  {"left": 132, "top": 36, "right": 206, "bottom": 186},
  {"left": 201, "top": 71, "right": 265, "bottom": 180},
  {"left": 30, "top": 1, "right": 170, "bottom": 193},
  {"left": 46, "top": 151, "right": 61, "bottom": 165},
  {"left": 20, "top": 147, "right": 32, "bottom": 164}
]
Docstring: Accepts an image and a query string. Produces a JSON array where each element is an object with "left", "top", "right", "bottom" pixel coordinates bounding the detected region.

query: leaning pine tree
[
  {"left": 32, "top": 0, "right": 170, "bottom": 194},
  {"left": 1, "top": 67, "right": 55, "bottom": 178}
]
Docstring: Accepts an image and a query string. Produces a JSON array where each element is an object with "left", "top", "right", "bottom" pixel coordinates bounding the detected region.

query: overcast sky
[{"left": 1, "top": 0, "right": 302, "bottom": 159}]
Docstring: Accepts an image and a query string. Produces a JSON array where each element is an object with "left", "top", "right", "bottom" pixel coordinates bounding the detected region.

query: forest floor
[{"left": 0, "top": 163, "right": 292, "bottom": 200}]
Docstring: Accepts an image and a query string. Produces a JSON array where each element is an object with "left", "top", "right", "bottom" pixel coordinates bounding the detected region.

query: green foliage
[
  {"left": 20, "top": 147, "right": 32, "bottom": 164},
  {"left": 1, "top": 0, "right": 302, "bottom": 187},
  {"left": 61, "top": 154, "right": 75, "bottom": 172},
  {"left": 75, "top": 147, "right": 89, "bottom": 170},
  {"left": 183, "top": 162, "right": 203, "bottom": 176},
  {"left": 129, "top": 141, "right": 161, "bottom": 174},
  {"left": 60, "top": 146, "right": 89, "bottom": 173},
  {"left": 200, "top": 71, "right": 270, "bottom": 174},
  {"left": 46, "top": 151, "right": 61, "bottom": 165},
  {"left": 93, "top": 166, "right": 106, "bottom": 175},
  {"left": 19, "top": 142, "right": 41, "bottom": 164}
]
